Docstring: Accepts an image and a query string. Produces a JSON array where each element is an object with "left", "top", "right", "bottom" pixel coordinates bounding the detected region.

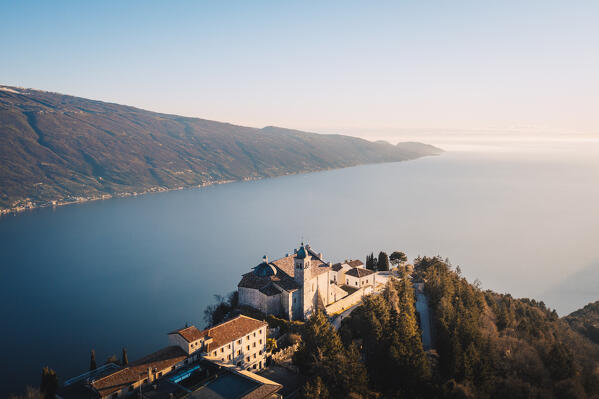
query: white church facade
[{"left": 237, "top": 243, "right": 373, "bottom": 320}]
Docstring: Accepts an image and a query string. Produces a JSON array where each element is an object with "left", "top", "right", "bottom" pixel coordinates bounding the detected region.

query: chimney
[
  {"left": 263, "top": 255, "right": 268, "bottom": 264},
  {"left": 319, "top": 252, "right": 323, "bottom": 259}
]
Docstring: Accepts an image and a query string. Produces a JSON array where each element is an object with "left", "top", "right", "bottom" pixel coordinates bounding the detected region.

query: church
[{"left": 237, "top": 243, "right": 371, "bottom": 320}]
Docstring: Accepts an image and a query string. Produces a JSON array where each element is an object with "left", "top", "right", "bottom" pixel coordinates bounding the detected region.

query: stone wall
[{"left": 325, "top": 285, "right": 373, "bottom": 315}]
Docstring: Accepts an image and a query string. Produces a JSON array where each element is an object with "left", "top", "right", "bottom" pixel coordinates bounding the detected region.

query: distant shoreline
[{"left": 0, "top": 155, "right": 441, "bottom": 217}]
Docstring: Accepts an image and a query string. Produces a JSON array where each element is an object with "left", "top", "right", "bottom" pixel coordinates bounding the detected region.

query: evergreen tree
[
  {"left": 294, "top": 310, "right": 368, "bottom": 398},
  {"left": 390, "top": 251, "right": 408, "bottom": 268},
  {"left": 377, "top": 251, "right": 390, "bottom": 271},
  {"left": 122, "top": 347, "right": 128, "bottom": 366},
  {"left": 40, "top": 367, "right": 58, "bottom": 399},
  {"left": 302, "top": 376, "right": 330, "bottom": 399},
  {"left": 365, "top": 252, "right": 377, "bottom": 270},
  {"left": 90, "top": 349, "right": 97, "bottom": 371}
]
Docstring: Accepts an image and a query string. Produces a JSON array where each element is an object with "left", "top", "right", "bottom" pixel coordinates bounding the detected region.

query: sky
[{"left": 1, "top": 0, "right": 598, "bottom": 138}]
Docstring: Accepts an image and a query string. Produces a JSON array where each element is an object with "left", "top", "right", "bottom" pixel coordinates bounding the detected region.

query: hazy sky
[{"left": 2, "top": 1, "right": 598, "bottom": 136}]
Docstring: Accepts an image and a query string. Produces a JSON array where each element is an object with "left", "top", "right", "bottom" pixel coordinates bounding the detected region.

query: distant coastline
[{"left": 0, "top": 156, "right": 441, "bottom": 216}]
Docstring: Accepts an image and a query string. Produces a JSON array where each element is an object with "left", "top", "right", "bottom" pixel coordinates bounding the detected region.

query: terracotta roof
[
  {"left": 238, "top": 270, "right": 299, "bottom": 292},
  {"left": 270, "top": 247, "right": 326, "bottom": 279},
  {"left": 202, "top": 315, "right": 267, "bottom": 352},
  {"left": 331, "top": 262, "right": 348, "bottom": 272},
  {"left": 345, "top": 268, "right": 375, "bottom": 278},
  {"left": 271, "top": 255, "right": 295, "bottom": 277},
  {"left": 347, "top": 259, "right": 364, "bottom": 268},
  {"left": 239, "top": 246, "right": 329, "bottom": 294},
  {"left": 169, "top": 325, "right": 202, "bottom": 343},
  {"left": 92, "top": 346, "right": 187, "bottom": 396},
  {"left": 259, "top": 284, "right": 281, "bottom": 296}
]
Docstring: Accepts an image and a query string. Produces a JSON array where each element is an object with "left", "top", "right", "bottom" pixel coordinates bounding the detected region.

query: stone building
[
  {"left": 238, "top": 243, "right": 361, "bottom": 320},
  {"left": 168, "top": 315, "right": 268, "bottom": 371}
]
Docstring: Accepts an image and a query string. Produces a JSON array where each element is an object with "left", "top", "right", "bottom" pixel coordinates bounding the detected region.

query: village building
[
  {"left": 331, "top": 259, "right": 365, "bottom": 285},
  {"left": 344, "top": 267, "right": 376, "bottom": 289},
  {"left": 168, "top": 315, "right": 268, "bottom": 371},
  {"left": 238, "top": 243, "right": 370, "bottom": 320},
  {"left": 58, "top": 316, "right": 272, "bottom": 399}
]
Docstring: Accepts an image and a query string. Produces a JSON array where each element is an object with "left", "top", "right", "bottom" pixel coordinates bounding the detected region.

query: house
[
  {"left": 169, "top": 315, "right": 268, "bottom": 372},
  {"left": 238, "top": 243, "right": 341, "bottom": 320},
  {"left": 59, "top": 357, "right": 282, "bottom": 399},
  {"left": 331, "top": 259, "right": 365, "bottom": 285},
  {"left": 58, "top": 315, "right": 270, "bottom": 399},
  {"left": 90, "top": 346, "right": 189, "bottom": 398},
  {"left": 344, "top": 267, "right": 376, "bottom": 289}
]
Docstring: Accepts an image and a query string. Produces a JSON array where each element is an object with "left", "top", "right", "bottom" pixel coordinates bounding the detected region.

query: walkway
[
  {"left": 414, "top": 283, "right": 433, "bottom": 351},
  {"left": 330, "top": 302, "right": 361, "bottom": 330}
]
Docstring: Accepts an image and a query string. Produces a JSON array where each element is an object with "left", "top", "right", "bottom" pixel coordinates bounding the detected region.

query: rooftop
[
  {"left": 91, "top": 346, "right": 188, "bottom": 397},
  {"left": 201, "top": 315, "right": 268, "bottom": 352},
  {"left": 169, "top": 325, "right": 203, "bottom": 343},
  {"left": 347, "top": 259, "right": 364, "bottom": 268},
  {"left": 345, "top": 267, "right": 375, "bottom": 278}
]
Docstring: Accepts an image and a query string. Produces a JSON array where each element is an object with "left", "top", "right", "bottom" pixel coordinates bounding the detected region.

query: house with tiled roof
[
  {"left": 168, "top": 315, "right": 268, "bottom": 372},
  {"left": 238, "top": 243, "right": 365, "bottom": 320},
  {"left": 345, "top": 267, "right": 376, "bottom": 289},
  {"left": 59, "top": 316, "right": 272, "bottom": 399}
]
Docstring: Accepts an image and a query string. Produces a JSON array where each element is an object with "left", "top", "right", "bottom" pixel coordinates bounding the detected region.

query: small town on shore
[{"left": 51, "top": 243, "right": 420, "bottom": 399}]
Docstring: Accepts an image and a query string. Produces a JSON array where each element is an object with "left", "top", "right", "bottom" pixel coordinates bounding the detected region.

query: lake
[{"left": 1, "top": 138, "right": 599, "bottom": 394}]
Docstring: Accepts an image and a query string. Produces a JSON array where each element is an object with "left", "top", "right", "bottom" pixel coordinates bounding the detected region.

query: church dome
[
  {"left": 253, "top": 260, "right": 277, "bottom": 277},
  {"left": 296, "top": 243, "right": 308, "bottom": 259}
]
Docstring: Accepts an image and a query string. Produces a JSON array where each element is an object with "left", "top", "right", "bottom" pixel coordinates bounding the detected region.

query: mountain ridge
[{"left": 0, "top": 85, "right": 442, "bottom": 213}]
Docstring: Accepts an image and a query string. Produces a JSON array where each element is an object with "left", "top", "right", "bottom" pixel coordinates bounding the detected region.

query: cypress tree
[
  {"left": 377, "top": 251, "right": 390, "bottom": 271},
  {"left": 90, "top": 349, "right": 97, "bottom": 371},
  {"left": 40, "top": 366, "right": 58, "bottom": 399},
  {"left": 122, "top": 347, "right": 128, "bottom": 366}
]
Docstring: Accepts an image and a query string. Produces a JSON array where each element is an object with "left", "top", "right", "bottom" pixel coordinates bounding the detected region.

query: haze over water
[{"left": 1, "top": 135, "right": 598, "bottom": 394}]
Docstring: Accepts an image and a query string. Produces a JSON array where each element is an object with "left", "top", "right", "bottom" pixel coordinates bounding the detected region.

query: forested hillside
[
  {"left": 565, "top": 301, "right": 599, "bottom": 346},
  {"left": 0, "top": 86, "right": 441, "bottom": 212},
  {"left": 293, "top": 257, "right": 599, "bottom": 399}
]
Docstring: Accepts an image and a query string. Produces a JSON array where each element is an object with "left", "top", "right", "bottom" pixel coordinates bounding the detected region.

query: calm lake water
[{"left": 1, "top": 139, "right": 599, "bottom": 394}]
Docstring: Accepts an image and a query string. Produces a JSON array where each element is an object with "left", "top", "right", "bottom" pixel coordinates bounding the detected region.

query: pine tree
[
  {"left": 90, "top": 349, "right": 97, "bottom": 371},
  {"left": 122, "top": 347, "right": 128, "bottom": 366},
  {"left": 390, "top": 251, "right": 408, "bottom": 268}
]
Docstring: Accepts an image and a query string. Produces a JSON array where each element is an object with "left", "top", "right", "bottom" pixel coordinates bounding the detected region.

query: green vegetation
[
  {"left": 365, "top": 253, "right": 377, "bottom": 271},
  {"left": 417, "top": 255, "right": 599, "bottom": 398},
  {"left": 121, "top": 347, "right": 128, "bottom": 366},
  {"left": 376, "top": 251, "right": 390, "bottom": 271},
  {"left": 40, "top": 367, "right": 57, "bottom": 399},
  {"left": 390, "top": 251, "right": 407, "bottom": 267},
  {"left": 293, "top": 255, "right": 599, "bottom": 398},
  {"left": 294, "top": 310, "right": 369, "bottom": 398},
  {"left": 0, "top": 86, "right": 441, "bottom": 212},
  {"left": 565, "top": 300, "right": 599, "bottom": 345},
  {"left": 339, "top": 279, "right": 432, "bottom": 397},
  {"left": 89, "top": 349, "right": 96, "bottom": 371}
]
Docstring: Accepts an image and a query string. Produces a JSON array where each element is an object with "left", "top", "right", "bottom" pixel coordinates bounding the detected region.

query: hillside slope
[
  {"left": 0, "top": 86, "right": 441, "bottom": 212},
  {"left": 565, "top": 301, "right": 599, "bottom": 345}
]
